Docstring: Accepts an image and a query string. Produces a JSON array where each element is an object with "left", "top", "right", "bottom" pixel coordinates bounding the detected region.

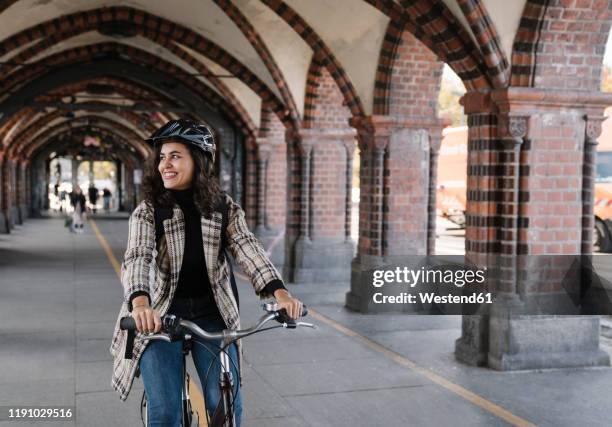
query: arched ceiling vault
[
  {"left": 7, "top": 106, "right": 153, "bottom": 158},
  {"left": 25, "top": 117, "right": 152, "bottom": 160},
  {"left": 32, "top": 127, "right": 143, "bottom": 169},
  {"left": 0, "top": 49, "right": 258, "bottom": 139},
  {"left": 0, "top": 0, "right": 528, "bottom": 155}
]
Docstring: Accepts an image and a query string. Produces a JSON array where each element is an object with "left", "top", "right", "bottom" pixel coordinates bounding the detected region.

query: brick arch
[
  {"left": 39, "top": 76, "right": 179, "bottom": 126},
  {"left": 211, "top": 0, "right": 300, "bottom": 125},
  {"left": 25, "top": 116, "right": 151, "bottom": 160},
  {"left": 5, "top": 28, "right": 257, "bottom": 133},
  {"left": 511, "top": 0, "right": 612, "bottom": 90},
  {"left": 0, "top": 0, "right": 18, "bottom": 15},
  {"left": 303, "top": 59, "right": 352, "bottom": 129},
  {"left": 259, "top": 0, "right": 366, "bottom": 119},
  {"left": 368, "top": 0, "right": 498, "bottom": 114},
  {"left": 7, "top": 107, "right": 153, "bottom": 159},
  {"left": 510, "top": 1, "right": 553, "bottom": 87},
  {"left": 0, "top": 42, "right": 256, "bottom": 138},
  {"left": 29, "top": 127, "right": 142, "bottom": 174},
  {"left": 456, "top": 0, "right": 509, "bottom": 85},
  {"left": 0, "top": 110, "right": 32, "bottom": 145},
  {"left": 386, "top": 31, "right": 444, "bottom": 118},
  {"left": 0, "top": 76, "right": 174, "bottom": 149},
  {"left": 0, "top": 6, "right": 295, "bottom": 127}
]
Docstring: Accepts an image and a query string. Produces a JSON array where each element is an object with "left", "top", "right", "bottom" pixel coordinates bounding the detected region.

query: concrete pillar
[
  {"left": 346, "top": 116, "right": 433, "bottom": 313},
  {"left": 288, "top": 128, "right": 356, "bottom": 283},
  {"left": 455, "top": 88, "right": 611, "bottom": 370}
]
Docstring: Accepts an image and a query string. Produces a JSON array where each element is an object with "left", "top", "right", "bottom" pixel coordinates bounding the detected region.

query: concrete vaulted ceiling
[{"left": 0, "top": 0, "right": 528, "bottom": 157}]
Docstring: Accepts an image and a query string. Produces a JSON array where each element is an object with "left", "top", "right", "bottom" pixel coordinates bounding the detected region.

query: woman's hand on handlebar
[
  {"left": 131, "top": 300, "right": 161, "bottom": 334},
  {"left": 273, "top": 289, "right": 304, "bottom": 319}
]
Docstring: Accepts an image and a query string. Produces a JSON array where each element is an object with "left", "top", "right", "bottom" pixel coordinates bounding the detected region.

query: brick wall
[
  {"left": 244, "top": 140, "right": 257, "bottom": 228},
  {"left": 517, "top": 113, "right": 583, "bottom": 255},
  {"left": 531, "top": 0, "right": 612, "bottom": 91},
  {"left": 310, "top": 140, "right": 347, "bottom": 239},
  {"left": 388, "top": 31, "right": 444, "bottom": 118},
  {"left": 305, "top": 64, "right": 352, "bottom": 129},
  {"left": 257, "top": 107, "right": 287, "bottom": 230},
  {"left": 266, "top": 142, "right": 287, "bottom": 229}
]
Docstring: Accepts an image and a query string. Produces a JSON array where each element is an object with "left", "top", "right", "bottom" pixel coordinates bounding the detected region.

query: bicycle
[{"left": 120, "top": 302, "right": 314, "bottom": 427}]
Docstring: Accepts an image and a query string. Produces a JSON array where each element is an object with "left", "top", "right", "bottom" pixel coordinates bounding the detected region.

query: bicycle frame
[{"left": 125, "top": 303, "right": 314, "bottom": 427}]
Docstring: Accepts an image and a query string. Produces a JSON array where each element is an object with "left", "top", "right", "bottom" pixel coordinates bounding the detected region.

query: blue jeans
[{"left": 139, "top": 315, "right": 242, "bottom": 426}]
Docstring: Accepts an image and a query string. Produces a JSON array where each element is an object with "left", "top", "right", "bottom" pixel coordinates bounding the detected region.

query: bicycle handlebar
[{"left": 120, "top": 304, "right": 310, "bottom": 344}]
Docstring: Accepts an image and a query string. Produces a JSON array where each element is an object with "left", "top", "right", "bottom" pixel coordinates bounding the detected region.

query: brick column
[
  {"left": 582, "top": 115, "right": 606, "bottom": 254},
  {"left": 252, "top": 137, "right": 287, "bottom": 269},
  {"left": 71, "top": 157, "right": 79, "bottom": 189},
  {"left": 124, "top": 164, "right": 135, "bottom": 212},
  {"left": 18, "top": 161, "right": 28, "bottom": 221},
  {"left": 23, "top": 161, "right": 31, "bottom": 218},
  {"left": 455, "top": 88, "right": 612, "bottom": 370},
  {"left": 0, "top": 152, "right": 6, "bottom": 233},
  {"left": 244, "top": 137, "right": 258, "bottom": 228},
  {"left": 10, "top": 159, "right": 22, "bottom": 225},
  {"left": 2, "top": 157, "right": 15, "bottom": 230},
  {"left": 255, "top": 142, "right": 272, "bottom": 232},
  {"left": 290, "top": 128, "right": 356, "bottom": 283},
  {"left": 346, "top": 116, "right": 433, "bottom": 312}
]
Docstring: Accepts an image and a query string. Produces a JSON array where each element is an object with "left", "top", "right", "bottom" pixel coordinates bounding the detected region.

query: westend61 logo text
[{"left": 371, "top": 266, "right": 492, "bottom": 306}]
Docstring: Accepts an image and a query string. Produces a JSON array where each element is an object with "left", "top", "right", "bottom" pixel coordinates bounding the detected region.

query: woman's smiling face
[{"left": 158, "top": 141, "right": 195, "bottom": 190}]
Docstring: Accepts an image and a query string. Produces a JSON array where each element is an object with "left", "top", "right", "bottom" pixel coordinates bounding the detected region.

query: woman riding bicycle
[{"left": 110, "top": 119, "right": 304, "bottom": 426}]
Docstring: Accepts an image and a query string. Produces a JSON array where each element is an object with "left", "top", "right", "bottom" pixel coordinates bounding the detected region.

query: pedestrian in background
[
  {"left": 88, "top": 185, "right": 99, "bottom": 214},
  {"left": 103, "top": 187, "right": 112, "bottom": 213},
  {"left": 71, "top": 186, "right": 86, "bottom": 233}
]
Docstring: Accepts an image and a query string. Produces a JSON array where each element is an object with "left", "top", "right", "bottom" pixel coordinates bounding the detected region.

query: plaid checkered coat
[{"left": 110, "top": 193, "right": 282, "bottom": 401}]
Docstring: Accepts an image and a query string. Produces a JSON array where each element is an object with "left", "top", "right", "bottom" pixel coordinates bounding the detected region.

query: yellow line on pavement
[
  {"left": 235, "top": 271, "right": 534, "bottom": 426},
  {"left": 308, "top": 310, "right": 536, "bottom": 427},
  {"left": 90, "top": 219, "right": 122, "bottom": 274},
  {"left": 90, "top": 219, "right": 209, "bottom": 426}
]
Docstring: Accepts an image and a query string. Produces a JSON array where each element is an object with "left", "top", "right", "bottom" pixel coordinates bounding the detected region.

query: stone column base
[
  {"left": 456, "top": 295, "right": 610, "bottom": 370},
  {"left": 18, "top": 204, "right": 28, "bottom": 222},
  {"left": 488, "top": 300, "right": 609, "bottom": 370},
  {"left": 345, "top": 255, "right": 425, "bottom": 313},
  {"left": 0, "top": 212, "right": 8, "bottom": 233},
  {"left": 292, "top": 236, "right": 354, "bottom": 283},
  {"left": 454, "top": 315, "right": 489, "bottom": 366},
  {"left": 11, "top": 206, "right": 23, "bottom": 228},
  {"left": 6, "top": 208, "right": 15, "bottom": 229},
  {"left": 254, "top": 227, "right": 286, "bottom": 273}
]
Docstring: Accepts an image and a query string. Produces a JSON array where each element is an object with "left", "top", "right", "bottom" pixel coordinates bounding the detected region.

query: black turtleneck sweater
[
  {"left": 128, "top": 189, "right": 286, "bottom": 315},
  {"left": 172, "top": 188, "right": 211, "bottom": 299}
]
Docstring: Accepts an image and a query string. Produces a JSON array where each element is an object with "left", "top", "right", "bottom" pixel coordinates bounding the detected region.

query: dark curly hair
[{"left": 141, "top": 140, "right": 223, "bottom": 218}]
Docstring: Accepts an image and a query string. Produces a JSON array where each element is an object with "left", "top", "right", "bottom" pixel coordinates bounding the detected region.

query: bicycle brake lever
[
  {"left": 140, "top": 333, "right": 173, "bottom": 342},
  {"left": 296, "top": 322, "right": 316, "bottom": 329}
]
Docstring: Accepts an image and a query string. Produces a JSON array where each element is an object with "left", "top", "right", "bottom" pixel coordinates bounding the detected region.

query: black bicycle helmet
[{"left": 146, "top": 119, "right": 216, "bottom": 159}]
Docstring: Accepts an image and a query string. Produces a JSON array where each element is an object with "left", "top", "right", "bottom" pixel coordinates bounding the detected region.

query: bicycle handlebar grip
[
  {"left": 120, "top": 316, "right": 137, "bottom": 331},
  {"left": 277, "top": 304, "right": 308, "bottom": 324}
]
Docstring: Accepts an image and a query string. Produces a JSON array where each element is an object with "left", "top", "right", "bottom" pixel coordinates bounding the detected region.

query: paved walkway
[{"left": 1, "top": 216, "right": 612, "bottom": 426}]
